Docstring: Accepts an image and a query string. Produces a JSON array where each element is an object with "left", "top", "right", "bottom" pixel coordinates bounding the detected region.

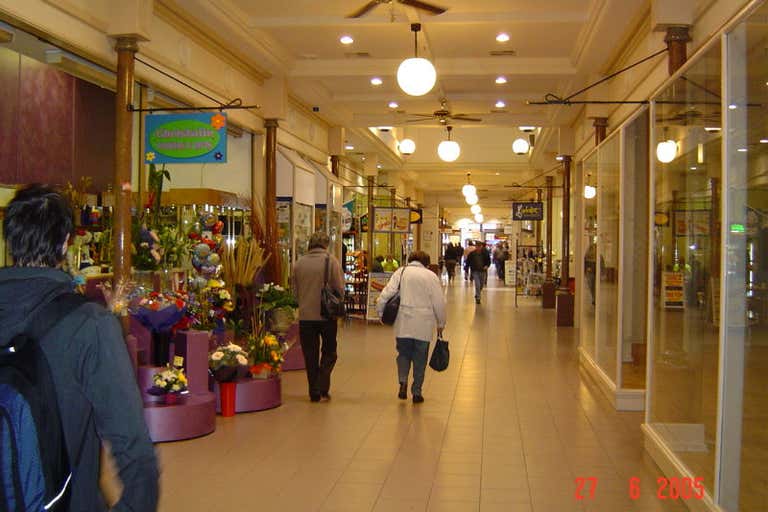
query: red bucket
[{"left": 219, "top": 382, "right": 237, "bottom": 417}]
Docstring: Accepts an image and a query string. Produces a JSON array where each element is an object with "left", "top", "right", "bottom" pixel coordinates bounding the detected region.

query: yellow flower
[
  {"left": 207, "top": 279, "right": 223, "bottom": 289},
  {"left": 146, "top": 151, "right": 156, "bottom": 162}
]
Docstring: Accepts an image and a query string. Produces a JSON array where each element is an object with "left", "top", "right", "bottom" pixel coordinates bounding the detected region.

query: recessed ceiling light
[
  {"left": 377, "top": 164, "right": 383, "bottom": 169},
  {"left": 495, "top": 76, "right": 507, "bottom": 85},
  {"left": 388, "top": 101, "right": 399, "bottom": 109},
  {"left": 690, "top": 166, "right": 698, "bottom": 170},
  {"left": 496, "top": 32, "right": 510, "bottom": 43},
  {"left": 729, "top": 104, "right": 738, "bottom": 110},
  {"left": 519, "top": 126, "right": 536, "bottom": 132},
  {"left": 345, "top": 144, "right": 355, "bottom": 150},
  {"left": 556, "top": 155, "right": 564, "bottom": 161},
  {"left": 495, "top": 172, "right": 500, "bottom": 175},
  {"left": 370, "top": 77, "right": 383, "bottom": 86},
  {"left": 760, "top": 138, "right": 768, "bottom": 143},
  {"left": 738, "top": 147, "right": 748, "bottom": 152},
  {"left": 340, "top": 35, "right": 354, "bottom": 45},
  {"left": 704, "top": 127, "right": 721, "bottom": 132},
  {"left": 495, "top": 100, "right": 506, "bottom": 109}
]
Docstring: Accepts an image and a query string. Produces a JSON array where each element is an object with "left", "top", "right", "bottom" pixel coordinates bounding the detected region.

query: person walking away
[
  {"left": 463, "top": 241, "right": 476, "bottom": 280},
  {"left": 376, "top": 251, "right": 446, "bottom": 404},
  {"left": 0, "top": 184, "right": 159, "bottom": 511},
  {"left": 492, "top": 244, "right": 503, "bottom": 279},
  {"left": 293, "top": 231, "right": 345, "bottom": 402},
  {"left": 468, "top": 242, "right": 491, "bottom": 304},
  {"left": 444, "top": 243, "right": 458, "bottom": 283}
]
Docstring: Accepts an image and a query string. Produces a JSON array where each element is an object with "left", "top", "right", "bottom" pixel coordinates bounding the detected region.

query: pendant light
[
  {"left": 584, "top": 185, "right": 596, "bottom": 199},
  {"left": 465, "top": 193, "right": 478, "bottom": 206},
  {"left": 399, "top": 138, "right": 416, "bottom": 155},
  {"left": 438, "top": 126, "right": 460, "bottom": 162},
  {"left": 656, "top": 139, "right": 678, "bottom": 163},
  {"left": 512, "top": 137, "right": 530, "bottom": 155},
  {"left": 397, "top": 23, "right": 437, "bottom": 97},
  {"left": 470, "top": 204, "right": 482, "bottom": 215},
  {"left": 462, "top": 173, "right": 476, "bottom": 197},
  {"left": 474, "top": 213, "right": 484, "bottom": 223}
]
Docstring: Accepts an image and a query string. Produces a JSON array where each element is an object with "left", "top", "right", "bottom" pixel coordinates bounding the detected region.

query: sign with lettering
[
  {"left": 512, "top": 201, "right": 544, "bottom": 221},
  {"left": 662, "top": 271, "right": 684, "bottom": 310},
  {"left": 145, "top": 112, "right": 228, "bottom": 164}
]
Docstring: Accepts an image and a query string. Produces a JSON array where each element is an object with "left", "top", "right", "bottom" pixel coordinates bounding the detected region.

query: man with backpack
[{"left": 0, "top": 185, "right": 158, "bottom": 511}]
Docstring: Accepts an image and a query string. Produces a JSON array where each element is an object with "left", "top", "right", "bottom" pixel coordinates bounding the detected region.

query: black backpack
[{"left": 0, "top": 293, "right": 86, "bottom": 512}]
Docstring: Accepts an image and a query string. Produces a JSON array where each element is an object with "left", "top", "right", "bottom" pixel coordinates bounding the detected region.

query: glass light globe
[
  {"left": 465, "top": 194, "right": 478, "bottom": 206},
  {"left": 584, "top": 185, "right": 596, "bottom": 199},
  {"left": 462, "top": 183, "right": 476, "bottom": 197},
  {"left": 399, "top": 138, "right": 416, "bottom": 155},
  {"left": 656, "top": 139, "right": 678, "bottom": 163},
  {"left": 438, "top": 140, "right": 461, "bottom": 162},
  {"left": 512, "top": 138, "right": 530, "bottom": 155},
  {"left": 474, "top": 213, "right": 484, "bottom": 223},
  {"left": 470, "top": 204, "right": 482, "bottom": 215},
  {"left": 397, "top": 57, "right": 436, "bottom": 96}
]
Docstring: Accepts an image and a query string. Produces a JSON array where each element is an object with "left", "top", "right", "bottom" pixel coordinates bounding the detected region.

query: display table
[
  {"left": 142, "top": 393, "right": 216, "bottom": 443},
  {"left": 213, "top": 377, "right": 281, "bottom": 413},
  {"left": 282, "top": 322, "right": 305, "bottom": 371}
]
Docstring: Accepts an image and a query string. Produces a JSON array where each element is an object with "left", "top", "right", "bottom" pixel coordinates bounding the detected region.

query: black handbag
[
  {"left": 320, "top": 255, "right": 345, "bottom": 319},
  {"left": 429, "top": 338, "right": 449, "bottom": 371},
  {"left": 381, "top": 267, "right": 405, "bottom": 326}
]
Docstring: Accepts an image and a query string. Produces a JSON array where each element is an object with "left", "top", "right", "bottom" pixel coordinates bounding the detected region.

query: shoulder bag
[
  {"left": 320, "top": 255, "right": 345, "bottom": 319},
  {"left": 381, "top": 267, "right": 405, "bottom": 326}
]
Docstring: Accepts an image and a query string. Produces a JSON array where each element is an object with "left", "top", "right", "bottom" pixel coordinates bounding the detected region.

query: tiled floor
[{"left": 145, "top": 275, "right": 688, "bottom": 512}]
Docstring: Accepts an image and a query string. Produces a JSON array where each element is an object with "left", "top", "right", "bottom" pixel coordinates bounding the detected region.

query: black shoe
[
  {"left": 320, "top": 393, "right": 331, "bottom": 402},
  {"left": 475, "top": 298, "right": 481, "bottom": 304},
  {"left": 310, "top": 395, "right": 321, "bottom": 402},
  {"left": 398, "top": 383, "right": 407, "bottom": 400},
  {"left": 413, "top": 395, "right": 424, "bottom": 404}
]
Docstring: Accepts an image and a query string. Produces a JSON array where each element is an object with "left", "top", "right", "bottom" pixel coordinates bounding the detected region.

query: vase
[
  {"left": 251, "top": 368, "right": 271, "bottom": 380},
  {"left": 269, "top": 307, "right": 296, "bottom": 334},
  {"left": 163, "top": 392, "right": 183, "bottom": 405},
  {"left": 219, "top": 382, "right": 237, "bottom": 417}
]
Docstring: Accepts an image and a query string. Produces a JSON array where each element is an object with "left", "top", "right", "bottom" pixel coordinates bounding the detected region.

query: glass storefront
[
  {"left": 581, "top": 153, "right": 598, "bottom": 361},
  {"left": 649, "top": 38, "right": 722, "bottom": 497}
]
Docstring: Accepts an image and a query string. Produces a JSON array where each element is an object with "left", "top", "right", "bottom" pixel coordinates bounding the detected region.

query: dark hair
[
  {"left": 3, "top": 184, "right": 73, "bottom": 267},
  {"left": 308, "top": 231, "right": 330, "bottom": 250},
  {"left": 407, "top": 250, "right": 430, "bottom": 267}
]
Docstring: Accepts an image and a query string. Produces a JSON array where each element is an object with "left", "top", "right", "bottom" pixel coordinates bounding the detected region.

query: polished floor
[{"left": 116, "top": 274, "right": 690, "bottom": 512}]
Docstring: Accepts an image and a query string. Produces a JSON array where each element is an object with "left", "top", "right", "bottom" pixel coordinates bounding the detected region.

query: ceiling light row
[{"left": 341, "top": 32, "right": 510, "bottom": 46}]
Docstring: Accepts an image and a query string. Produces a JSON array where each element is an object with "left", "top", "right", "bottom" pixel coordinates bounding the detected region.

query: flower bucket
[
  {"left": 163, "top": 392, "right": 183, "bottom": 405},
  {"left": 219, "top": 382, "right": 237, "bottom": 417},
  {"left": 212, "top": 365, "right": 238, "bottom": 383}
]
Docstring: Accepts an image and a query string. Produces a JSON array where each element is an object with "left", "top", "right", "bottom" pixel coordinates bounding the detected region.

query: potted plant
[
  {"left": 257, "top": 283, "right": 298, "bottom": 334},
  {"left": 208, "top": 342, "right": 249, "bottom": 383},
  {"left": 148, "top": 365, "right": 188, "bottom": 405}
]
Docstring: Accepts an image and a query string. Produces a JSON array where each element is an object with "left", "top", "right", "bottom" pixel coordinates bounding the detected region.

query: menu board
[
  {"left": 366, "top": 272, "right": 393, "bottom": 321},
  {"left": 374, "top": 207, "right": 411, "bottom": 233},
  {"left": 662, "top": 271, "right": 684, "bottom": 309}
]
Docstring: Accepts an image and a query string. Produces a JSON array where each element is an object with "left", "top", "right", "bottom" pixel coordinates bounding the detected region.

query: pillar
[
  {"left": 535, "top": 188, "right": 542, "bottom": 249},
  {"left": 593, "top": 117, "right": 608, "bottom": 146},
  {"left": 366, "top": 177, "right": 375, "bottom": 271},
  {"left": 331, "top": 154, "right": 340, "bottom": 177},
  {"left": 666, "top": 26, "right": 691, "bottom": 75},
  {"left": 557, "top": 156, "right": 574, "bottom": 325},
  {"left": 389, "top": 187, "right": 396, "bottom": 256},
  {"left": 543, "top": 176, "right": 556, "bottom": 309},
  {"left": 710, "top": 178, "right": 720, "bottom": 277},
  {"left": 264, "top": 119, "right": 280, "bottom": 284},
  {"left": 113, "top": 37, "right": 138, "bottom": 303}
]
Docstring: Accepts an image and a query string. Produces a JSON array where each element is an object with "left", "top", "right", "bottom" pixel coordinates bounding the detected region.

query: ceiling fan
[
  {"left": 402, "top": 99, "right": 482, "bottom": 125},
  {"left": 346, "top": 0, "right": 447, "bottom": 18}
]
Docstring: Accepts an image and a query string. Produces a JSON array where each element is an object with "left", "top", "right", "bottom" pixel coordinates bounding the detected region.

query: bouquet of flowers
[
  {"left": 148, "top": 365, "right": 188, "bottom": 395},
  {"left": 187, "top": 279, "right": 234, "bottom": 331},
  {"left": 248, "top": 333, "right": 286, "bottom": 378},
  {"left": 209, "top": 342, "right": 249, "bottom": 382}
]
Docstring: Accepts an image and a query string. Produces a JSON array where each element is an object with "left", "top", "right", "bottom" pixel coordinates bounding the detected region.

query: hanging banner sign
[
  {"left": 512, "top": 201, "right": 544, "bottom": 221},
  {"left": 145, "top": 112, "right": 228, "bottom": 164}
]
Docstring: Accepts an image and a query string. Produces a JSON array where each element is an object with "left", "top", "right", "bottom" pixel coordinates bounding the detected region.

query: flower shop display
[
  {"left": 248, "top": 333, "right": 286, "bottom": 379},
  {"left": 130, "top": 289, "right": 189, "bottom": 365},
  {"left": 187, "top": 279, "right": 234, "bottom": 333},
  {"left": 147, "top": 365, "right": 188, "bottom": 405}
]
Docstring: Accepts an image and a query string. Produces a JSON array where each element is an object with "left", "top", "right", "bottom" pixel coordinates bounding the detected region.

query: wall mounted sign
[
  {"left": 373, "top": 207, "right": 412, "bottom": 233},
  {"left": 512, "top": 201, "right": 544, "bottom": 221},
  {"left": 145, "top": 112, "right": 228, "bottom": 164},
  {"left": 409, "top": 209, "right": 423, "bottom": 224}
]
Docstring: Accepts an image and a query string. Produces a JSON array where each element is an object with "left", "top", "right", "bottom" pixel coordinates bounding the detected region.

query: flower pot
[
  {"left": 268, "top": 307, "right": 296, "bottom": 334},
  {"left": 252, "top": 368, "right": 271, "bottom": 380},
  {"left": 219, "top": 382, "right": 237, "bottom": 417},
  {"left": 163, "top": 392, "right": 184, "bottom": 405}
]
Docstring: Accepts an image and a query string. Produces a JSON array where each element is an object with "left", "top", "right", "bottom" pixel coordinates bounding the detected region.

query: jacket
[
  {"left": 293, "top": 248, "right": 345, "bottom": 321},
  {"left": 468, "top": 248, "right": 491, "bottom": 272},
  {"left": 0, "top": 267, "right": 158, "bottom": 512},
  {"left": 375, "top": 262, "right": 446, "bottom": 342}
]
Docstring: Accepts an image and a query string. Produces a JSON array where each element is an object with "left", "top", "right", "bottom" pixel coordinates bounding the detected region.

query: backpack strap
[{"left": 324, "top": 255, "right": 329, "bottom": 287}]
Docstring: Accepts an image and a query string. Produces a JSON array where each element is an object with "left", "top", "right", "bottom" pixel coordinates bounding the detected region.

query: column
[
  {"left": 367, "top": 176, "right": 374, "bottom": 272},
  {"left": 557, "top": 156, "right": 574, "bottom": 326},
  {"left": 542, "top": 176, "right": 556, "bottom": 308},
  {"left": 535, "top": 188, "right": 542, "bottom": 249},
  {"left": 264, "top": 119, "right": 280, "bottom": 284},
  {"left": 666, "top": 26, "right": 691, "bottom": 75},
  {"left": 593, "top": 117, "right": 608, "bottom": 146},
  {"left": 113, "top": 37, "right": 138, "bottom": 305},
  {"left": 331, "top": 154, "right": 340, "bottom": 177}
]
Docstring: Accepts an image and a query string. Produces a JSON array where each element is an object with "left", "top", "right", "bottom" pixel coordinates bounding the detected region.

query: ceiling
[{"left": 178, "top": 0, "right": 651, "bottom": 223}]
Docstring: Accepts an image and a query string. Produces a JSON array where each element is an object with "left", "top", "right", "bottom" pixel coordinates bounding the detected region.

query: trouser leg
[
  {"left": 410, "top": 340, "right": 430, "bottom": 396},
  {"left": 472, "top": 271, "right": 484, "bottom": 299},
  {"left": 299, "top": 321, "right": 321, "bottom": 398},
  {"left": 317, "top": 319, "right": 338, "bottom": 395},
  {"left": 396, "top": 338, "right": 414, "bottom": 385}
]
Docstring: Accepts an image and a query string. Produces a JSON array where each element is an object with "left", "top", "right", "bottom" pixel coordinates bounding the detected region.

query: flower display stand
[
  {"left": 213, "top": 376, "right": 281, "bottom": 414},
  {"left": 281, "top": 322, "right": 305, "bottom": 371},
  {"left": 136, "top": 329, "right": 216, "bottom": 442}
]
